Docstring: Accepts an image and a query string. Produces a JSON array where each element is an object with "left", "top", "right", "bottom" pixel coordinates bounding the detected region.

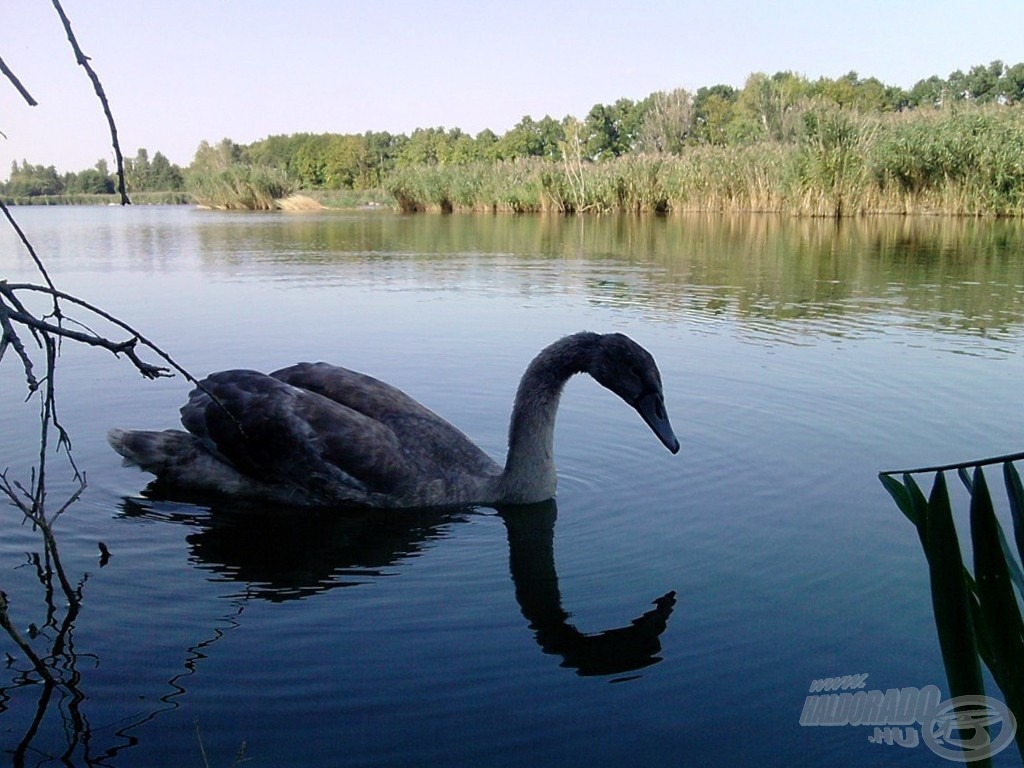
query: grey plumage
[{"left": 108, "top": 332, "right": 679, "bottom": 508}]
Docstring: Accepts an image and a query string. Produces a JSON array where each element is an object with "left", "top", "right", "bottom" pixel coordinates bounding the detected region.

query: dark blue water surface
[{"left": 2, "top": 207, "right": 1023, "bottom": 766}]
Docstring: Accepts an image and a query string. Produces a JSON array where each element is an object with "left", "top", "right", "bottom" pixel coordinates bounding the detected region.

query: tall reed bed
[
  {"left": 187, "top": 164, "right": 295, "bottom": 210},
  {"left": 386, "top": 106, "right": 1024, "bottom": 217}
]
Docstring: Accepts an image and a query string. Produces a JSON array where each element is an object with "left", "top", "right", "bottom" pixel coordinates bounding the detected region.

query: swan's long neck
[{"left": 498, "top": 332, "right": 599, "bottom": 503}]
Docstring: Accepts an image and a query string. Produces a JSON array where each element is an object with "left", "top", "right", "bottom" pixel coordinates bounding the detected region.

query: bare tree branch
[
  {"left": 1, "top": 200, "right": 61, "bottom": 315},
  {"left": 0, "top": 54, "right": 38, "bottom": 106},
  {"left": 0, "top": 294, "right": 40, "bottom": 389},
  {"left": 0, "top": 287, "right": 172, "bottom": 381},
  {"left": 0, "top": 280, "right": 200, "bottom": 382},
  {"left": 49, "top": 0, "right": 130, "bottom": 205}
]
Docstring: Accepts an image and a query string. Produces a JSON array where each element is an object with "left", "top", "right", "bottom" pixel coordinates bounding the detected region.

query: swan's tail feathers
[
  {"left": 107, "top": 428, "right": 202, "bottom": 476},
  {"left": 107, "top": 428, "right": 276, "bottom": 500}
]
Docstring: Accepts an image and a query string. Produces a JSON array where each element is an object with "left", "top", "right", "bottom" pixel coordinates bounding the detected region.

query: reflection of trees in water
[{"left": 193, "top": 212, "right": 1024, "bottom": 337}]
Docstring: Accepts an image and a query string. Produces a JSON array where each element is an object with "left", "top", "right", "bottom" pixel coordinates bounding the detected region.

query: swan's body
[{"left": 108, "top": 332, "right": 679, "bottom": 508}]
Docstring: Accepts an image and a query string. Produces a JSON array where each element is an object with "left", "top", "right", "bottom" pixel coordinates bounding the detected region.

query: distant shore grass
[
  {"left": 387, "top": 106, "right": 1024, "bottom": 217},
  {"left": 0, "top": 189, "right": 396, "bottom": 210},
  {"left": 304, "top": 188, "right": 396, "bottom": 209},
  {"left": 8, "top": 106, "right": 1024, "bottom": 217},
  {"left": 0, "top": 190, "right": 192, "bottom": 206}
]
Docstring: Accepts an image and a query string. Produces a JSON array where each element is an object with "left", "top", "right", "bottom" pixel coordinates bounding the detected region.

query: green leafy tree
[
  {"left": 909, "top": 75, "right": 947, "bottom": 108},
  {"left": 69, "top": 160, "right": 115, "bottom": 194},
  {"left": 474, "top": 128, "right": 500, "bottom": 161},
  {"left": 190, "top": 138, "right": 243, "bottom": 174},
  {"left": 963, "top": 60, "right": 1005, "bottom": 102},
  {"left": 999, "top": 63, "right": 1024, "bottom": 104},
  {"left": 125, "top": 147, "right": 151, "bottom": 192},
  {"left": 536, "top": 115, "right": 567, "bottom": 159},
  {"left": 322, "top": 134, "right": 365, "bottom": 188},
  {"left": 946, "top": 69, "right": 969, "bottom": 100},
  {"left": 636, "top": 88, "right": 693, "bottom": 153},
  {"left": 584, "top": 98, "right": 639, "bottom": 159},
  {"left": 244, "top": 134, "right": 302, "bottom": 174},
  {"left": 148, "top": 151, "right": 184, "bottom": 190},
  {"left": 2, "top": 160, "right": 65, "bottom": 196},
  {"left": 292, "top": 133, "right": 331, "bottom": 186},
  {"left": 397, "top": 127, "right": 470, "bottom": 166},
  {"left": 692, "top": 85, "right": 738, "bottom": 145},
  {"left": 364, "top": 130, "right": 404, "bottom": 186},
  {"left": 446, "top": 130, "right": 480, "bottom": 164},
  {"left": 497, "top": 115, "right": 563, "bottom": 159},
  {"left": 735, "top": 71, "right": 808, "bottom": 143},
  {"left": 812, "top": 72, "right": 906, "bottom": 112}
]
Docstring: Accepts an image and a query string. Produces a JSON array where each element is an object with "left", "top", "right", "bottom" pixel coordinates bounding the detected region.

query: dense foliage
[
  {"left": 2, "top": 149, "right": 184, "bottom": 200},
  {"left": 5, "top": 60, "right": 1024, "bottom": 214}
]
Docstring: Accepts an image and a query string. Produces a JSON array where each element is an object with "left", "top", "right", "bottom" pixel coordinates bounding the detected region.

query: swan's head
[{"left": 588, "top": 333, "right": 680, "bottom": 454}]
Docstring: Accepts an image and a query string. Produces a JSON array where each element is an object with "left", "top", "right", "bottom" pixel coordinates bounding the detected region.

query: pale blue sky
[{"left": 2, "top": 0, "right": 1024, "bottom": 174}]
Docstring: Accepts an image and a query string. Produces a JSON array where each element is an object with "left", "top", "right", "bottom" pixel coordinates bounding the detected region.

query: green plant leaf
[
  {"left": 904, "top": 473, "right": 932, "bottom": 551},
  {"left": 925, "top": 471, "right": 985, "bottom": 700},
  {"left": 1004, "top": 461, "right": 1024, "bottom": 568},
  {"left": 879, "top": 472, "right": 919, "bottom": 526},
  {"left": 968, "top": 466, "right": 1024, "bottom": 756},
  {"left": 958, "top": 466, "right": 974, "bottom": 493}
]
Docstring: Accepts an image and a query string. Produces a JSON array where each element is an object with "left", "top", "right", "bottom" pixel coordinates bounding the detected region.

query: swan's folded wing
[
  {"left": 271, "top": 362, "right": 436, "bottom": 423},
  {"left": 181, "top": 371, "right": 415, "bottom": 498},
  {"left": 273, "top": 361, "right": 499, "bottom": 475}
]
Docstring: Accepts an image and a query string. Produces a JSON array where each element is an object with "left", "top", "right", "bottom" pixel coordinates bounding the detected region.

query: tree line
[
  {"left": 211, "top": 61, "right": 1024, "bottom": 197},
  {"left": 2, "top": 148, "right": 184, "bottom": 198},
  {"left": 3, "top": 60, "right": 1024, "bottom": 207}
]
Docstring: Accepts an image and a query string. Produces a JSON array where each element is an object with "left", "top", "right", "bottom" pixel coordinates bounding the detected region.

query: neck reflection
[
  {"left": 122, "top": 492, "right": 677, "bottom": 677},
  {"left": 498, "top": 501, "right": 676, "bottom": 677}
]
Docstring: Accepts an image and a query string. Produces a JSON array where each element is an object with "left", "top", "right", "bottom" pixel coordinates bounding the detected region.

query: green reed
[
  {"left": 385, "top": 105, "right": 1024, "bottom": 217},
  {"left": 881, "top": 457, "right": 1024, "bottom": 763},
  {"left": 186, "top": 164, "right": 295, "bottom": 210}
]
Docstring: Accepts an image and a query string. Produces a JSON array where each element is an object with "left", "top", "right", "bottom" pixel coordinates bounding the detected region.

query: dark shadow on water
[
  {"left": 120, "top": 495, "right": 466, "bottom": 601},
  {"left": 498, "top": 502, "right": 676, "bottom": 677},
  {"left": 121, "top": 489, "right": 677, "bottom": 677},
  {"left": 2, "top": 484, "right": 676, "bottom": 764}
]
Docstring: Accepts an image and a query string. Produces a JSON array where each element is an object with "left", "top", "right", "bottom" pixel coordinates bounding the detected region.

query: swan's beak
[{"left": 635, "top": 392, "right": 680, "bottom": 454}]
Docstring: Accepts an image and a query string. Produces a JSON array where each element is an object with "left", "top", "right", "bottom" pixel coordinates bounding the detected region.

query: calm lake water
[{"left": 2, "top": 206, "right": 1023, "bottom": 766}]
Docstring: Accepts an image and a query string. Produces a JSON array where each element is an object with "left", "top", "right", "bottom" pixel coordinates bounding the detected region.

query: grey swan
[{"left": 108, "top": 331, "right": 679, "bottom": 508}]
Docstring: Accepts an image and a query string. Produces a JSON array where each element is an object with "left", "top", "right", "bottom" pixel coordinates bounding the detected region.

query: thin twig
[
  {"left": 0, "top": 54, "right": 38, "bottom": 106},
  {"left": 1, "top": 300, "right": 170, "bottom": 379},
  {"left": 0, "top": 297, "right": 39, "bottom": 390},
  {"left": 0, "top": 593, "right": 56, "bottom": 683},
  {"left": 50, "top": 0, "right": 130, "bottom": 205},
  {"left": 1, "top": 199, "right": 61, "bottom": 308},
  {"left": 41, "top": 333, "right": 83, "bottom": 481},
  {"left": 1, "top": 281, "right": 198, "bottom": 381}
]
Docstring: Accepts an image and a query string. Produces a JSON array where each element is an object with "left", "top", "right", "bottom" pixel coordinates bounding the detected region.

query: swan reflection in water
[
  {"left": 121, "top": 494, "right": 676, "bottom": 677},
  {"left": 1, "top": 493, "right": 674, "bottom": 764}
]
